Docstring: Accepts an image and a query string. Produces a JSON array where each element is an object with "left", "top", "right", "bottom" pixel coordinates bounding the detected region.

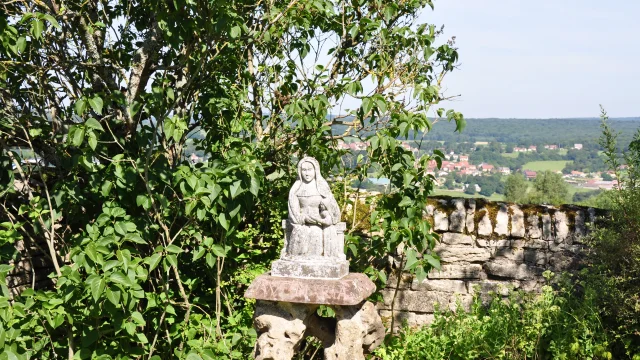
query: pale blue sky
[{"left": 421, "top": 0, "right": 640, "bottom": 118}]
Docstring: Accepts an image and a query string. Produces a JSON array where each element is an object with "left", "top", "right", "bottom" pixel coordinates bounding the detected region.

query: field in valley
[{"left": 522, "top": 160, "right": 572, "bottom": 172}]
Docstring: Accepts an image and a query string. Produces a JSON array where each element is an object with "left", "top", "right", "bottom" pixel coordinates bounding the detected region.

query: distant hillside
[{"left": 397, "top": 117, "right": 640, "bottom": 148}]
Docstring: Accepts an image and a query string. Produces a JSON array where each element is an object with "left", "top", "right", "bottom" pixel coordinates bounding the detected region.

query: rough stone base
[
  {"left": 252, "top": 300, "right": 384, "bottom": 360},
  {"left": 245, "top": 273, "right": 376, "bottom": 306},
  {"left": 271, "top": 258, "right": 349, "bottom": 279}
]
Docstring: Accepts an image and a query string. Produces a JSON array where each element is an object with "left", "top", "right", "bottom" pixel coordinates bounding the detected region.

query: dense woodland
[{"left": 420, "top": 117, "right": 640, "bottom": 148}]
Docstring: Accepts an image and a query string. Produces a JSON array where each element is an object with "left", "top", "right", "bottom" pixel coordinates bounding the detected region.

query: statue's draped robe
[{"left": 286, "top": 161, "right": 341, "bottom": 258}]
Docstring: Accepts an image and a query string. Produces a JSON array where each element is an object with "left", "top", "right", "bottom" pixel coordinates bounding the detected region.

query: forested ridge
[{"left": 422, "top": 117, "right": 640, "bottom": 147}]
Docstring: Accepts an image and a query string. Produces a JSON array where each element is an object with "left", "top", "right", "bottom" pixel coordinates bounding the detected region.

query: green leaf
[
  {"left": 42, "top": 14, "right": 61, "bottom": 29},
  {"left": 91, "top": 278, "right": 106, "bottom": 302},
  {"left": 211, "top": 244, "right": 226, "bottom": 258},
  {"left": 136, "top": 333, "right": 149, "bottom": 344},
  {"left": 362, "top": 97, "right": 373, "bottom": 115},
  {"left": 166, "top": 254, "right": 178, "bottom": 267},
  {"left": 16, "top": 37, "right": 26, "bottom": 54},
  {"left": 145, "top": 253, "right": 162, "bottom": 271},
  {"left": 101, "top": 180, "right": 113, "bottom": 196},
  {"left": 186, "top": 175, "right": 198, "bottom": 191},
  {"left": 165, "top": 244, "right": 182, "bottom": 254},
  {"left": 103, "top": 260, "right": 120, "bottom": 271},
  {"left": 124, "top": 233, "right": 146, "bottom": 244},
  {"left": 230, "top": 25, "right": 241, "bottom": 38},
  {"left": 218, "top": 213, "right": 229, "bottom": 231},
  {"left": 131, "top": 311, "right": 145, "bottom": 326},
  {"left": 230, "top": 180, "right": 242, "bottom": 199},
  {"left": 88, "top": 131, "right": 98, "bottom": 150},
  {"left": 114, "top": 222, "right": 127, "bottom": 236},
  {"left": 123, "top": 222, "right": 136, "bottom": 232},
  {"left": 398, "top": 196, "right": 413, "bottom": 207},
  {"left": 106, "top": 287, "right": 121, "bottom": 306},
  {"left": 85, "top": 117, "right": 104, "bottom": 131},
  {"left": 72, "top": 126, "right": 85, "bottom": 147},
  {"left": 378, "top": 269, "right": 387, "bottom": 285},
  {"left": 185, "top": 201, "right": 196, "bottom": 215},
  {"left": 163, "top": 119, "right": 174, "bottom": 140},
  {"left": 88, "top": 96, "right": 103, "bottom": 115},
  {"left": 193, "top": 248, "right": 206, "bottom": 261},
  {"left": 124, "top": 322, "right": 136, "bottom": 335},
  {"left": 31, "top": 19, "right": 44, "bottom": 40},
  {"left": 403, "top": 248, "right": 419, "bottom": 271},
  {"left": 415, "top": 265, "right": 427, "bottom": 283},
  {"left": 74, "top": 98, "right": 87, "bottom": 116},
  {"left": 205, "top": 253, "right": 215, "bottom": 268},
  {"left": 249, "top": 175, "right": 260, "bottom": 196},
  {"left": 186, "top": 354, "right": 203, "bottom": 360},
  {"left": 424, "top": 254, "right": 441, "bottom": 270},
  {"left": 110, "top": 272, "right": 130, "bottom": 286}
]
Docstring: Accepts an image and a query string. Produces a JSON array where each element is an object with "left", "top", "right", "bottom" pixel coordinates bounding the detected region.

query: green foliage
[
  {"left": 375, "top": 274, "right": 614, "bottom": 360},
  {"left": 504, "top": 174, "right": 528, "bottom": 203},
  {"left": 584, "top": 107, "right": 640, "bottom": 355},
  {"left": 417, "top": 117, "right": 640, "bottom": 150},
  {"left": 528, "top": 170, "right": 569, "bottom": 205},
  {"left": 0, "top": 0, "right": 463, "bottom": 358}
]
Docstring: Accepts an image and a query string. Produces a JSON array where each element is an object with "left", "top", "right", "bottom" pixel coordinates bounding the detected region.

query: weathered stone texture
[
  {"left": 436, "top": 246, "right": 491, "bottom": 263},
  {"left": 448, "top": 199, "right": 466, "bottom": 233},
  {"left": 466, "top": 199, "right": 476, "bottom": 233},
  {"left": 379, "top": 198, "right": 601, "bottom": 329},
  {"left": 510, "top": 205, "right": 525, "bottom": 238},
  {"left": 434, "top": 209, "right": 449, "bottom": 231},
  {"left": 477, "top": 209, "right": 493, "bottom": 236},
  {"left": 494, "top": 204, "right": 509, "bottom": 236},
  {"left": 441, "top": 233, "right": 474, "bottom": 246},
  {"left": 428, "top": 264, "right": 483, "bottom": 279},
  {"left": 526, "top": 214, "right": 542, "bottom": 239},
  {"left": 411, "top": 279, "right": 467, "bottom": 293}
]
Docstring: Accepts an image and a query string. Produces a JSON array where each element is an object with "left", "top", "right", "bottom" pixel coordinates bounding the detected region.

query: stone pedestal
[
  {"left": 270, "top": 258, "right": 350, "bottom": 280},
  {"left": 245, "top": 274, "right": 384, "bottom": 360}
]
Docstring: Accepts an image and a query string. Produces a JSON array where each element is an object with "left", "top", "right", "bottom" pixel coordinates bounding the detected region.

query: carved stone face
[{"left": 300, "top": 162, "right": 315, "bottom": 183}]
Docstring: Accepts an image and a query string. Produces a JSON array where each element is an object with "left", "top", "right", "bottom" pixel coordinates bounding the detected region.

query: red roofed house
[
  {"left": 524, "top": 170, "right": 537, "bottom": 179},
  {"left": 479, "top": 163, "right": 494, "bottom": 172}
]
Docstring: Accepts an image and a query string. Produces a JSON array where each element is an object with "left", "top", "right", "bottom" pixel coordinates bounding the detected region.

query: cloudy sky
[{"left": 418, "top": 0, "right": 640, "bottom": 118}]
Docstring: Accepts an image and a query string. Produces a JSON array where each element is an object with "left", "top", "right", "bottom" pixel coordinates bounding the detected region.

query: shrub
[
  {"left": 583, "top": 108, "right": 640, "bottom": 356},
  {"left": 374, "top": 274, "right": 614, "bottom": 360}
]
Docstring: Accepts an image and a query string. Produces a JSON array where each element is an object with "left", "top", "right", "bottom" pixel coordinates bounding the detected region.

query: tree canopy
[{"left": 0, "top": 0, "right": 463, "bottom": 358}]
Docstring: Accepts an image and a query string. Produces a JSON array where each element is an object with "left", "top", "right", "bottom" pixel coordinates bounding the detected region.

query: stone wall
[{"left": 378, "top": 197, "right": 605, "bottom": 329}]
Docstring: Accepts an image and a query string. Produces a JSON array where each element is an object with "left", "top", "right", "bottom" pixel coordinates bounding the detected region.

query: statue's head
[
  {"left": 295, "top": 156, "right": 331, "bottom": 197},
  {"left": 300, "top": 161, "right": 315, "bottom": 183}
]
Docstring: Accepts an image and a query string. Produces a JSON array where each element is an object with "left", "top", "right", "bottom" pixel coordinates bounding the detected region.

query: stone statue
[
  {"left": 246, "top": 157, "right": 384, "bottom": 359},
  {"left": 287, "top": 157, "right": 342, "bottom": 258},
  {"left": 271, "top": 156, "right": 349, "bottom": 279}
]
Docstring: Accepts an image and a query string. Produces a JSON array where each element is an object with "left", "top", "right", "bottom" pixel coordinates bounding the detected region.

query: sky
[{"left": 415, "top": 0, "right": 640, "bottom": 118}]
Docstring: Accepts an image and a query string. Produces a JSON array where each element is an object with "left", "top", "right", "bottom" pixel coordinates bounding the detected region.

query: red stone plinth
[{"left": 244, "top": 272, "right": 375, "bottom": 306}]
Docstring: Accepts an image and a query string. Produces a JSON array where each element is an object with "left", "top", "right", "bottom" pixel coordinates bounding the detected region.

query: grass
[
  {"left": 432, "top": 189, "right": 505, "bottom": 201},
  {"left": 522, "top": 160, "right": 572, "bottom": 172},
  {"left": 567, "top": 185, "right": 593, "bottom": 201},
  {"left": 501, "top": 152, "right": 519, "bottom": 158}
]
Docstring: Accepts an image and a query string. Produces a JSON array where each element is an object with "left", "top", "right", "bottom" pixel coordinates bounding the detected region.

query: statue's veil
[
  {"left": 288, "top": 156, "right": 341, "bottom": 225},
  {"left": 293, "top": 157, "right": 331, "bottom": 197}
]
